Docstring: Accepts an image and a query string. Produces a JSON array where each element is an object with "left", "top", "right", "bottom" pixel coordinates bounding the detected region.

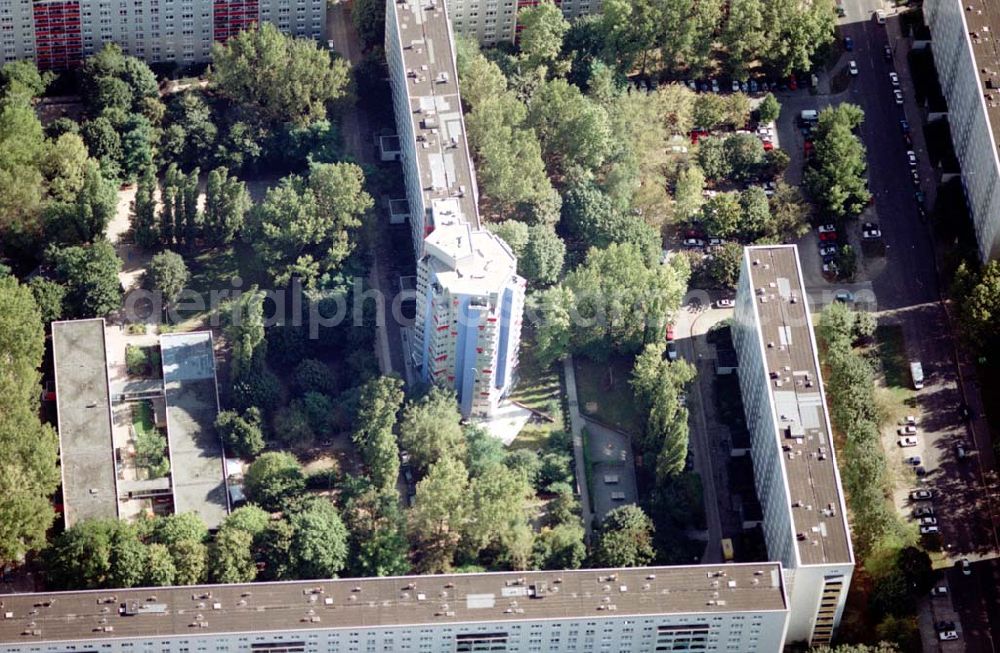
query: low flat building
[
  {"left": 0, "top": 564, "right": 789, "bottom": 652},
  {"left": 160, "top": 332, "right": 228, "bottom": 529},
  {"left": 731, "top": 245, "right": 854, "bottom": 647},
  {"left": 51, "top": 319, "right": 119, "bottom": 527}
]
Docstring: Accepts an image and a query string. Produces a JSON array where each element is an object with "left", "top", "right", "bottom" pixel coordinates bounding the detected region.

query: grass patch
[
  {"left": 509, "top": 327, "right": 565, "bottom": 445},
  {"left": 874, "top": 325, "right": 910, "bottom": 388},
  {"left": 508, "top": 429, "right": 550, "bottom": 452},
  {"left": 132, "top": 401, "right": 170, "bottom": 479},
  {"left": 573, "top": 355, "right": 643, "bottom": 436},
  {"left": 173, "top": 242, "right": 269, "bottom": 323}
]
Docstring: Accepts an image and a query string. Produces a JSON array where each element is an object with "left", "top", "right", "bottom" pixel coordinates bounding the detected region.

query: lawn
[
  {"left": 132, "top": 400, "right": 157, "bottom": 440},
  {"left": 873, "top": 324, "right": 917, "bottom": 410},
  {"left": 509, "top": 328, "right": 565, "bottom": 449},
  {"left": 573, "top": 354, "right": 643, "bottom": 437},
  {"left": 171, "top": 242, "right": 269, "bottom": 325}
]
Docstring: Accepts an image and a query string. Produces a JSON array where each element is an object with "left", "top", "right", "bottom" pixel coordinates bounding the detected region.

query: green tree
[
  {"left": 81, "top": 116, "right": 122, "bottom": 178},
  {"left": 561, "top": 179, "right": 660, "bottom": 262},
  {"left": 463, "top": 463, "right": 533, "bottom": 562},
  {"left": 456, "top": 46, "right": 508, "bottom": 111},
  {"left": 28, "top": 276, "right": 66, "bottom": 323},
  {"left": 107, "top": 522, "right": 151, "bottom": 587},
  {"left": 288, "top": 498, "right": 349, "bottom": 578},
  {"left": 517, "top": 0, "right": 570, "bottom": 72},
  {"left": 272, "top": 401, "right": 316, "bottom": 450},
  {"left": 673, "top": 165, "right": 705, "bottom": 221},
  {"left": 805, "top": 104, "right": 871, "bottom": 218},
  {"left": 705, "top": 242, "right": 744, "bottom": 289},
  {"left": 593, "top": 504, "right": 655, "bottom": 567},
  {"left": 144, "top": 542, "right": 177, "bottom": 586},
  {"left": 532, "top": 522, "right": 586, "bottom": 569},
  {"left": 768, "top": 181, "right": 812, "bottom": 241},
  {"left": 131, "top": 167, "right": 160, "bottom": 249},
  {"left": 563, "top": 242, "right": 688, "bottom": 357},
  {"left": 352, "top": 376, "right": 404, "bottom": 491},
  {"left": 700, "top": 192, "right": 742, "bottom": 240},
  {"left": 351, "top": 0, "right": 385, "bottom": 49},
  {"left": 956, "top": 260, "right": 1000, "bottom": 349},
  {"left": 526, "top": 78, "right": 611, "bottom": 175},
  {"left": 169, "top": 538, "right": 208, "bottom": 585},
  {"left": 208, "top": 526, "right": 256, "bottom": 583},
  {"left": 692, "top": 94, "right": 729, "bottom": 131},
  {"left": 211, "top": 23, "right": 351, "bottom": 126},
  {"left": 530, "top": 284, "right": 574, "bottom": 367},
  {"left": 630, "top": 342, "right": 696, "bottom": 479},
  {"left": 1, "top": 60, "right": 52, "bottom": 97},
  {"left": 810, "top": 643, "right": 899, "bottom": 653},
  {"left": 145, "top": 250, "right": 189, "bottom": 307},
  {"left": 0, "top": 87, "right": 47, "bottom": 247},
  {"left": 343, "top": 486, "right": 410, "bottom": 577},
  {"left": 724, "top": 133, "right": 765, "bottom": 182},
  {"left": 44, "top": 160, "right": 117, "bottom": 245},
  {"left": 599, "top": 0, "right": 662, "bottom": 73},
  {"left": 739, "top": 186, "right": 771, "bottom": 240},
  {"left": 244, "top": 451, "right": 306, "bottom": 512},
  {"left": 150, "top": 512, "right": 209, "bottom": 547},
  {"left": 293, "top": 358, "right": 339, "bottom": 396},
  {"left": 399, "top": 386, "right": 466, "bottom": 472},
  {"left": 757, "top": 92, "right": 781, "bottom": 124},
  {"left": 203, "top": 166, "right": 250, "bottom": 246},
  {"left": 215, "top": 407, "right": 265, "bottom": 458},
  {"left": 161, "top": 92, "right": 217, "bottom": 168},
  {"left": 520, "top": 224, "right": 565, "bottom": 286},
  {"left": 696, "top": 137, "right": 731, "bottom": 180},
  {"left": 408, "top": 456, "right": 470, "bottom": 573},
  {"left": 464, "top": 425, "right": 506, "bottom": 478},
  {"left": 252, "top": 162, "right": 372, "bottom": 288},
  {"left": 222, "top": 505, "right": 271, "bottom": 537},
  {"left": 226, "top": 285, "right": 266, "bottom": 379},
  {"left": 0, "top": 278, "right": 60, "bottom": 567},
  {"left": 44, "top": 518, "right": 120, "bottom": 589},
  {"left": 41, "top": 132, "right": 89, "bottom": 203},
  {"left": 46, "top": 240, "right": 122, "bottom": 317}
]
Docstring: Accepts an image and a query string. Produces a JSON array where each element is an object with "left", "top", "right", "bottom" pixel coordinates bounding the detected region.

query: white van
[
  {"left": 800, "top": 109, "right": 819, "bottom": 124},
  {"left": 603, "top": 474, "right": 620, "bottom": 484}
]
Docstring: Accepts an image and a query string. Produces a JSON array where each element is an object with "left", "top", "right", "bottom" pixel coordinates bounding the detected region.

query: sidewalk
[{"left": 563, "top": 355, "right": 595, "bottom": 543}]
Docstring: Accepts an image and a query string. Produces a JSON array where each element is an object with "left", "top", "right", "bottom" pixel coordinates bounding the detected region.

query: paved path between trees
[{"left": 563, "top": 355, "right": 595, "bottom": 543}]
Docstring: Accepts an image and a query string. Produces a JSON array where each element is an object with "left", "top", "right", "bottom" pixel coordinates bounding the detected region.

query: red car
[
  {"left": 762, "top": 140, "right": 774, "bottom": 151},
  {"left": 666, "top": 325, "right": 675, "bottom": 341},
  {"left": 819, "top": 231, "right": 838, "bottom": 242},
  {"left": 788, "top": 74, "right": 798, "bottom": 90}
]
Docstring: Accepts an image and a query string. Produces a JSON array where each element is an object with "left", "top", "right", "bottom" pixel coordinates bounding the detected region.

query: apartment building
[
  {"left": 924, "top": 0, "right": 1000, "bottom": 261},
  {"left": 0, "top": 564, "right": 791, "bottom": 652},
  {"left": 448, "top": 0, "right": 603, "bottom": 46},
  {"left": 386, "top": 0, "right": 525, "bottom": 418},
  {"left": 731, "top": 245, "right": 855, "bottom": 647},
  {"left": 0, "top": 0, "right": 323, "bottom": 68}
]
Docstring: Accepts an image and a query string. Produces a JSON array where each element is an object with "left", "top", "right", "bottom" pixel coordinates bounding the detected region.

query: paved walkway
[{"left": 563, "top": 355, "right": 595, "bottom": 542}]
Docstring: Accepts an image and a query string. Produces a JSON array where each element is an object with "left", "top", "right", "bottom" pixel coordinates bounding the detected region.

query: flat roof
[
  {"left": 424, "top": 201, "right": 518, "bottom": 295},
  {"left": 392, "top": 0, "right": 480, "bottom": 230},
  {"left": 743, "top": 246, "right": 853, "bottom": 566},
  {"left": 964, "top": 0, "right": 1000, "bottom": 151},
  {"left": 0, "top": 564, "right": 786, "bottom": 644},
  {"left": 51, "top": 319, "right": 119, "bottom": 527},
  {"left": 160, "top": 332, "right": 228, "bottom": 529}
]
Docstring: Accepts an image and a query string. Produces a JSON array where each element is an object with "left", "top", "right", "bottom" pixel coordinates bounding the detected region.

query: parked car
[
  {"left": 900, "top": 415, "right": 917, "bottom": 425},
  {"left": 900, "top": 118, "right": 911, "bottom": 133},
  {"left": 711, "top": 78, "right": 720, "bottom": 93},
  {"left": 961, "top": 557, "right": 972, "bottom": 575},
  {"left": 894, "top": 89, "right": 904, "bottom": 104},
  {"left": 818, "top": 224, "right": 837, "bottom": 234},
  {"left": 849, "top": 60, "right": 859, "bottom": 76},
  {"left": 898, "top": 425, "right": 917, "bottom": 435},
  {"left": 884, "top": 44, "right": 893, "bottom": 59},
  {"left": 911, "top": 169, "right": 921, "bottom": 186},
  {"left": 819, "top": 244, "right": 838, "bottom": 256},
  {"left": 819, "top": 231, "right": 838, "bottom": 242},
  {"left": 957, "top": 442, "right": 971, "bottom": 459},
  {"left": 683, "top": 238, "right": 706, "bottom": 248},
  {"left": 919, "top": 516, "right": 938, "bottom": 526},
  {"left": 889, "top": 72, "right": 900, "bottom": 86},
  {"left": 910, "top": 489, "right": 934, "bottom": 501},
  {"left": 715, "top": 298, "right": 735, "bottom": 309},
  {"left": 862, "top": 222, "right": 882, "bottom": 239},
  {"left": 844, "top": 36, "right": 854, "bottom": 50},
  {"left": 913, "top": 505, "right": 934, "bottom": 517},
  {"left": 732, "top": 79, "right": 741, "bottom": 92},
  {"left": 906, "top": 150, "right": 918, "bottom": 166},
  {"left": 938, "top": 631, "right": 959, "bottom": 642},
  {"left": 875, "top": 9, "right": 886, "bottom": 23},
  {"left": 904, "top": 456, "right": 922, "bottom": 466},
  {"left": 931, "top": 586, "right": 948, "bottom": 596},
  {"left": 666, "top": 341, "right": 678, "bottom": 361},
  {"left": 898, "top": 436, "right": 918, "bottom": 447},
  {"left": 749, "top": 79, "right": 759, "bottom": 93},
  {"left": 834, "top": 291, "right": 854, "bottom": 303},
  {"left": 921, "top": 525, "right": 939, "bottom": 534}
]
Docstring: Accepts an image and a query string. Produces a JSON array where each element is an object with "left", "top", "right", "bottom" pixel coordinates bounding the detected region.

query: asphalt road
[{"left": 792, "top": 0, "right": 1000, "bottom": 648}]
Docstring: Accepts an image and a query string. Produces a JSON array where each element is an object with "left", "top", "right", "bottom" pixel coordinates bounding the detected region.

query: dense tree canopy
[
  {"left": 593, "top": 504, "right": 656, "bottom": 567},
  {"left": 399, "top": 387, "right": 466, "bottom": 473},
  {"left": 352, "top": 376, "right": 404, "bottom": 491},
  {"left": 244, "top": 451, "right": 306, "bottom": 512},
  {"left": 211, "top": 23, "right": 351, "bottom": 126}
]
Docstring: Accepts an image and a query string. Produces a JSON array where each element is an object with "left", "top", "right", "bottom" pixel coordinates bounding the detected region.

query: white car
[
  {"left": 910, "top": 489, "right": 933, "bottom": 501},
  {"left": 898, "top": 425, "right": 917, "bottom": 435},
  {"left": 818, "top": 224, "right": 837, "bottom": 234},
  {"left": 961, "top": 557, "right": 971, "bottom": 575},
  {"left": 715, "top": 298, "right": 735, "bottom": 308},
  {"left": 913, "top": 505, "right": 934, "bottom": 517},
  {"left": 711, "top": 78, "right": 720, "bottom": 93},
  {"left": 862, "top": 222, "right": 882, "bottom": 239},
  {"left": 901, "top": 415, "right": 917, "bottom": 425},
  {"left": 849, "top": 60, "right": 859, "bottom": 76},
  {"left": 918, "top": 516, "right": 938, "bottom": 526},
  {"left": 819, "top": 244, "right": 838, "bottom": 256},
  {"left": 906, "top": 150, "right": 917, "bottom": 166},
  {"left": 898, "top": 436, "right": 918, "bottom": 447},
  {"left": 667, "top": 341, "right": 678, "bottom": 361},
  {"left": 938, "top": 631, "right": 959, "bottom": 641},
  {"left": 894, "top": 89, "right": 904, "bottom": 104},
  {"left": 875, "top": 9, "right": 886, "bottom": 23},
  {"left": 732, "top": 79, "right": 741, "bottom": 92},
  {"left": 683, "top": 238, "right": 705, "bottom": 248},
  {"left": 889, "top": 72, "right": 899, "bottom": 86},
  {"left": 920, "top": 525, "right": 939, "bottom": 534}
]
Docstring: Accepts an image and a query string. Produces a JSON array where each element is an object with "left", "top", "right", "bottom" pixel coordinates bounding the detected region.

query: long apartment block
[
  {"left": 386, "top": 0, "right": 524, "bottom": 418},
  {"left": 0, "top": 0, "right": 324, "bottom": 68},
  {"left": 0, "top": 564, "right": 790, "bottom": 652},
  {"left": 924, "top": 0, "right": 1000, "bottom": 261},
  {"left": 731, "top": 245, "right": 855, "bottom": 647}
]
